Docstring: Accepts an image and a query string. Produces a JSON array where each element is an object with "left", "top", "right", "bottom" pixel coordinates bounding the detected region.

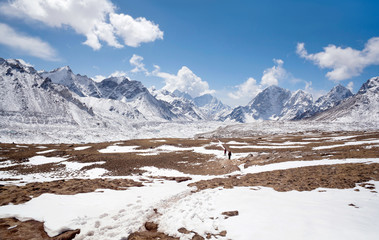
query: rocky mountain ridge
[
  {"left": 224, "top": 83, "right": 356, "bottom": 123},
  {"left": 1, "top": 57, "right": 378, "bottom": 127}
]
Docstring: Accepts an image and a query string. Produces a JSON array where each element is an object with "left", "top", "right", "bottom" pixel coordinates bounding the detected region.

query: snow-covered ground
[
  {"left": 1, "top": 133, "right": 379, "bottom": 239},
  {"left": 0, "top": 120, "right": 228, "bottom": 144},
  {"left": 1, "top": 158, "right": 378, "bottom": 239},
  {"left": 1, "top": 120, "right": 378, "bottom": 144}
]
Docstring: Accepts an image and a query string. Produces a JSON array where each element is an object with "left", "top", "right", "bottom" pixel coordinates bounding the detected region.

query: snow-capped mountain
[
  {"left": 0, "top": 58, "right": 95, "bottom": 126},
  {"left": 280, "top": 90, "right": 313, "bottom": 120},
  {"left": 151, "top": 89, "right": 204, "bottom": 121},
  {"left": 297, "top": 84, "right": 353, "bottom": 119},
  {"left": 40, "top": 66, "right": 101, "bottom": 97},
  {"left": 309, "top": 77, "right": 379, "bottom": 122},
  {"left": 151, "top": 89, "right": 231, "bottom": 121},
  {"left": 223, "top": 85, "right": 293, "bottom": 122},
  {"left": 224, "top": 84, "right": 354, "bottom": 123},
  {"left": 193, "top": 94, "right": 231, "bottom": 120},
  {"left": 42, "top": 67, "right": 177, "bottom": 121}
]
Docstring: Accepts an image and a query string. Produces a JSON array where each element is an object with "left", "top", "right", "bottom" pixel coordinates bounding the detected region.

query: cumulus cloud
[
  {"left": 153, "top": 65, "right": 214, "bottom": 97},
  {"left": 297, "top": 37, "right": 379, "bottom": 81},
  {"left": 0, "top": 23, "right": 58, "bottom": 61},
  {"left": 228, "top": 77, "right": 262, "bottom": 100},
  {"left": 347, "top": 81, "right": 354, "bottom": 92},
  {"left": 261, "top": 59, "right": 287, "bottom": 86},
  {"left": 110, "top": 13, "right": 164, "bottom": 47},
  {"left": 129, "top": 54, "right": 147, "bottom": 73},
  {"left": 0, "top": 0, "right": 163, "bottom": 50}
]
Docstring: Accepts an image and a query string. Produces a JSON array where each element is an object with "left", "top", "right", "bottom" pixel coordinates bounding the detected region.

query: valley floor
[{"left": 0, "top": 130, "right": 379, "bottom": 239}]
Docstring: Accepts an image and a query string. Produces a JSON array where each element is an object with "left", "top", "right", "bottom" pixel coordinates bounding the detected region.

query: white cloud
[
  {"left": 92, "top": 70, "right": 128, "bottom": 82},
  {"left": 110, "top": 13, "right": 163, "bottom": 48},
  {"left": 297, "top": 37, "right": 379, "bottom": 81},
  {"left": 0, "top": 23, "right": 58, "bottom": 61},
  {"left": 347, "top": 81, "right": 354, "bottom": 92},
  {"left": 153, "top": 65, "right": 214, "bottom": 97},
  {"left": 109, "top": 70, "right": 128, "bottom": 78},
  {"left": 92, "top": 75, "right": 106, "bottom": 83},
  {"left": 129, "top": 54, "right": 147, "bottom": 73},
  {"left": 261, "top": 59, "right": 287, "bottom": 86},
  {"left": 0, "top": 0, "right": 163, "bottom": 50},
  {"left": 228, "top": 77, "right": 262, "bottom": 100}
]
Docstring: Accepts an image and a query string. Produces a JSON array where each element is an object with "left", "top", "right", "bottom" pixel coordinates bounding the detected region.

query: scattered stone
[
  {"left": 127, "top": 231, "right": 179, "bottom": 240},
  {"left": 222, "top": 211, "right": 239, "bottom": 217},
  {"left": 178, "top": 228, "right": 191, "bottom": 234},
  {"left": 348, "top": 203, "right": 359, "bottom": 208},
  {"left": 145, "top": 222, "right": 158, "bottom": 232},
  {"left": 192, "top": 234, "right": 204, "bottom": 240}
]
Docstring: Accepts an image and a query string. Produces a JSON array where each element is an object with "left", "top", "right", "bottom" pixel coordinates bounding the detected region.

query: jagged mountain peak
[
  {"left": 330, "top": 84, "right": 352, "bottom": 95},
  {"left": 314, "top": 84, "right": 353, "bottom": 111},
  {"left": 172, "top": 90, "right": 193, "bottom": 100},
  {"left": 1, "top": 58, "right": 37, "bottom": 74},
  {"left": 358, "top": 76, "right": 379, "bottom": 94},
  {"left": 308, "top": 76, "right": 379, "bottom": 122},
  {"left": 54, "top": 65, "right": 72, "bottom": 72},
  {"left": 103, "top": 76, "right": 129, "bottom": 85}
]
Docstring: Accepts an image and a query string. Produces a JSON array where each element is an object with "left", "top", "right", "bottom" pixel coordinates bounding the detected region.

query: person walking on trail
[
  {"left": 224, "top": 148, "right": 227, "bottom": 155},
  {"left": 228, "top": 151, "right": 232, "bottom": 160}
]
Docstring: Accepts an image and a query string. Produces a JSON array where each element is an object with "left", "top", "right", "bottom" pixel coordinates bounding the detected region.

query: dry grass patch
[
  {"left": 0, "top": 178, "right": 142, "bottom": 206},
  {"left": 190, "top": 163, "right": 379, "bottom": 192},
  {"left": 0, "top": 218, "right": 80, "bottom": 240}
]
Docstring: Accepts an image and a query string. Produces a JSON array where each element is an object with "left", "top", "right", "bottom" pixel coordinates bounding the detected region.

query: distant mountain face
[
  {"left": 223, "top": 85, "right": 296, "bottom": 122},
  {"left": 40, "top": 66, "right": 101, "bottom": 97},
  {"left": 0, "top": 58, "right": 94, "bottom": 126},
  {"left": 152, "top": 90, "right": 231, "bottom": 121},
  {"left": 41, "top": 67, "right": 177, "bottom": 121},
  {"left": 1, "top": 57, "right": 377, "bottom": 130},
  {"left": 309, "top": 77, "right": 379, "bottom": 122},
  {"left": 223, "top": 84, "right": 353, "bottom": 123},
  {"left": 151, "top": 89, "right": 204, "bottom": 121},
  {"left": 193, "top": 94, "right": 231, "bottom": 120},
  {"left": 281, "top": 90, "right": 313, "bottom": 120},
  {"left": 296, "top": 84, "right": 353, "bottom": 120}
]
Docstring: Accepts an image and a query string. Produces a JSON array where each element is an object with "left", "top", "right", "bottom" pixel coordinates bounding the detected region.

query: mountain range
[{"left": 1, "top": 58, "right": 378, "bottom": 130}]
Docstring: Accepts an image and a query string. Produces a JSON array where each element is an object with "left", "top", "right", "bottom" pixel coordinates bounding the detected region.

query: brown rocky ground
[
  {"left": 189, "top": 163, "right": 379, "bottom": 192},
  {"left": 0, "top": 131, "right": 378, "bottom": 239},
  {"left": 0, "top": 218, "right": 80, "bottom": 240},
  {"left": 0, "top": 178, "right": 143, "bottom": 206}
]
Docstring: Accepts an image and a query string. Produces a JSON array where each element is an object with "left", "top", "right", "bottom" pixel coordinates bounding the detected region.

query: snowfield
[{"left": 0, "top": 129, "right": 379, "bottom": 239}]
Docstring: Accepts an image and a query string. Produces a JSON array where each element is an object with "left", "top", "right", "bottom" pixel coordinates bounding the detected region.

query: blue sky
[{"left": 0, "top": 0, "right": 378, "bottom": 106}]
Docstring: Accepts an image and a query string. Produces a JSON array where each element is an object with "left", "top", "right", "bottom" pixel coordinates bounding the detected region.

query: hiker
[
  {"left": 224, "top": 148, "right": 227, "bottom": 155},
  {"left": 228, "top": 151, "right": 232, "bottom": 160}
]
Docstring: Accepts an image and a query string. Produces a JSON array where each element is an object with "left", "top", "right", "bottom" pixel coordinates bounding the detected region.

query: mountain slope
[
  {"left": 193, "top": 94, "right": 231, "bottom": 120},
  {"left": 41, "top": 66, "right": 101, "bottom": 97},
  {"left": 0, "top": 58, "right": 94, "bottom": 126},
  {"left": 151, "top": 89, "right": 204, "bottom": 121},
  {"left": 42, "top": 67, "right": 178, "bottom": 121},
  {"left": 309, "top": 77, "right": 379, "bottom": 122},
  {"left": 280, "top": 90, "right": 313, "bottom": 120},
  {"left": 223, "top": 85, "right": 292, "bottom": 122},
  {"left": 297, "top": 85, "right": 353, "bottom": 119}
]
